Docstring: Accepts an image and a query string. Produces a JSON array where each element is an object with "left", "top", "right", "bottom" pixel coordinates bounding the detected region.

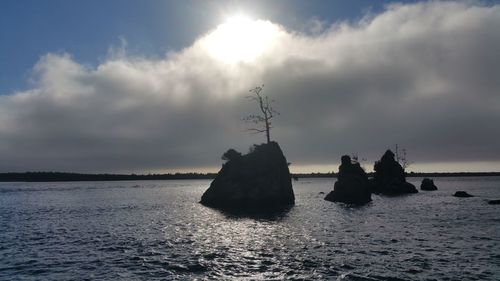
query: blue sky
[
  {"left": 0, "top": 0, "right": 425, "bottom": 95},
  {"left": 1, "top": 1, "right": 500, "bottom": 173}
]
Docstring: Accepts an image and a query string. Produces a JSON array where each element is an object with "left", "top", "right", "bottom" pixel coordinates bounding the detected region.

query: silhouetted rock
[
  {"left": 200, "top": 142, "right": 294, "bottom": 210},
  {"left": 372, "top": 150, "right": 418, "bottom": 195},
  {"left": 453, "top": 191, "right": 474, "bottom": 198},
  {"left": 221, "top": 149, "right": 242, "bottom": 162},
  {"left": 420, "top": 178, "right": 438, "bottom": 191},
  {"left": 325, "top": 155, "right": 372, "bottom": 204},
  {"left": 488, "top": 199, "right": 500, "bottom": 205}
]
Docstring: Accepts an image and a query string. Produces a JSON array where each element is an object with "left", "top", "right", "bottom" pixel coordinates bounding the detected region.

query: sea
[{"left": 0, "top": 177, "right": 499, "bottom": 280}]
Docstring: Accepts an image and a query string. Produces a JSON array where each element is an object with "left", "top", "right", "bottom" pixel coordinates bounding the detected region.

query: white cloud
[{"left": 1, "top": 1, "right": 499, "bottom": 172}]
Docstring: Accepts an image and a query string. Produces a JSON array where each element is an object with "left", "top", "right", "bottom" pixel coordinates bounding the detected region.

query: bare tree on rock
[
  {"left": 243, "top": 85, "right": 279, "bottom": 144},
  {"left": 393, "top": 144, "right": 412, "bottom": 170}
]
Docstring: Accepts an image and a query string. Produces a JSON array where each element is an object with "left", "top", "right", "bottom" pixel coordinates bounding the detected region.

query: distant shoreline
[{"left": 0, "top": 171, "right": 499, "bottom": 182}]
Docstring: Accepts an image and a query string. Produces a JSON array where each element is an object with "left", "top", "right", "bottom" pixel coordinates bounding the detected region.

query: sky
[{"left": 1, "top": 0, "right": 499, "bottom": 173}]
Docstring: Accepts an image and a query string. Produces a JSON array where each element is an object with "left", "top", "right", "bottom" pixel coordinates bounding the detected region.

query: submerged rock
[
  {"left": 420, "top": 178, "right": 438, "bottom": 191},
  {"left": 325, "top": 155, "right": 372, "bottom": 204},
  {"left": 488, "top": 199, "right": 500, "bottom": 205},
  {"left": 453, "top": 191, "right": 474, "bottom": 198},
  {"left": 200, "top": 141, "right": 294, "bottom": 210},
  {"left": 372, "top": 150, "right": 418, "bottom": 195}
]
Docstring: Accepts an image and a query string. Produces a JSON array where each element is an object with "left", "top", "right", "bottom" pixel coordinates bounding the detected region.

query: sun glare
[{"left": 202, "top": 15, "right": 281, "bottom": 63}]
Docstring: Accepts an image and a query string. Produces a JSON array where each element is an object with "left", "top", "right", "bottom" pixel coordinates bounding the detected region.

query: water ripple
[{"left": 0, "top": 178, "right": 499, "bottom": 280}]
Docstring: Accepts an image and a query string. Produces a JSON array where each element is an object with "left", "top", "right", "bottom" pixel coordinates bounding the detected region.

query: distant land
[{"left": 0, "top": 171, "right": 499, "bottom": 182}]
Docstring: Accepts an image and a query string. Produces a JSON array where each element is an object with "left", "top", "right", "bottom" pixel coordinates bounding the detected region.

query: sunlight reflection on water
[{"left": 0, "top": 178, "right": 499, "bottom": 280}]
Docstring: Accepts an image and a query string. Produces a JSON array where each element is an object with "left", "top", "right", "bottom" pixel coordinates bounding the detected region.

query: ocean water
[{"left": 0, "top": 177, "right": 499, "bottom": 280}]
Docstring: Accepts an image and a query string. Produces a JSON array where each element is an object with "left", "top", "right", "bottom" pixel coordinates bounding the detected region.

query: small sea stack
[
  {"left": 372, "top": 150, "right": 418, "bottom": 195},
  {"left": 325, "top": 155, "right": 371, "bottom": 204},
  {"left": 488, "top": 199, "right": 500, "bottom": 205},
  {"left": 200, "top": 141, "right": 294, "bottom": 211},
  {"left": 453, "top": 191, "right": 474, "bottom": 198},
  {"left": 421, "top": 178, "right": 438, "bottom": 191}
]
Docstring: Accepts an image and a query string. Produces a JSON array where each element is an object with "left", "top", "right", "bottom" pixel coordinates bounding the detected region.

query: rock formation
[
  {"left": 453, "top": 191, "right": 474, "bottom": 198},
  {"left": 487, "top": 199, "right": 500, "bottom": 205},
  {"left": 200, "top": 141, "right": 294, "bottom": 210},
  {"left": 325, "top": 155, "right": 372, "bottom": 204},
  {"left": 372, "top": 150, "right": 418, "bottom": 195},
  {"left": 420, "top": 178, "right": 438, "bottom": 191}
]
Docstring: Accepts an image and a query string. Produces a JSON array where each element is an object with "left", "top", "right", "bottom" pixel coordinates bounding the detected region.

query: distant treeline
[
  {"left": 293, "top": 172, "right": 500, "bottom": 178},
  {"left": 406, "top": 172, "right": 500, "bottom": 177},
  {"left": 0, "top": 172, "right": 217, "bottom": 182},
  {"left": 0, "top": 171, "right": 499, "bottom": 182}
]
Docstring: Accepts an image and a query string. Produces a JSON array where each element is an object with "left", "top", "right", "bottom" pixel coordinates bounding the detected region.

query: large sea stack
[
  {"left": 325, "top": 155, "right": 371, "bottom": 204},
  {"left": 372, "top": 150, "right": 418, "bottom": 195},
  {"left": 200, "top": 141, "right": 294, "bottom": 210}
]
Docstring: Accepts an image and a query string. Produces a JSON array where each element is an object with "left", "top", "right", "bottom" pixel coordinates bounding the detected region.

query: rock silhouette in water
[
  {"left": 200, "top": 141, "right": 294, "bottom": 210},
  {"left": 487, "top": 199, "right": 500, "bottom": 205},
  {"left": 453, "top": 191, "right": 474, "bottom": 198},
  {"left": 325, "top": 155, "right": 372, "bottom": 204},
  {"left": 373, "top": 150, "right": 418, "bottom": 195},
  {"left": 420, "top": 178, "right": 438, "bottom": 191}
]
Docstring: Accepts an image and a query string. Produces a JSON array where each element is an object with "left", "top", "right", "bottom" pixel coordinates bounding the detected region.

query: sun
[{"left": 201, "top": 15, "right": 282, "bottom": 63}]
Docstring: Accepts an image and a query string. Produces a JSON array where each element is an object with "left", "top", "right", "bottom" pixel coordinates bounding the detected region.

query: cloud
[{"left": 1, "top": 1, "right": 500, "bottom": 172}]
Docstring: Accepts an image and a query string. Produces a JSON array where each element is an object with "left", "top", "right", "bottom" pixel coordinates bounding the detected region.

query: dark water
[{"left": 0, "top": 177, "right": 499, "bottom": 280}]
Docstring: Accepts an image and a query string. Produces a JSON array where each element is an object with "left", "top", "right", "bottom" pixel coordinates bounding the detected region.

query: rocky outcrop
[
  {"left": 420, "top": 178, "right": 438, "bottom": 191},
  {"left": 325, "top": 155, "right": 371, "bottom": 204},
  {"left": 200, "top": 142, "right": 294, "bottom": 210},
  {"left": 453, "top": 191, "right": 474, "bottom": 198},
  {"left": 372, "top": 150, "right": 418, "bottom": 195},
  {"left": 488, "top": 199, "right": 500, "bottom": 205}
]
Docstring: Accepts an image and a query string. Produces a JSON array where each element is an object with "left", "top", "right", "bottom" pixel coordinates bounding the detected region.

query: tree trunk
[{"left": 265, "top": 120, "right": 270, "bottom": 144}]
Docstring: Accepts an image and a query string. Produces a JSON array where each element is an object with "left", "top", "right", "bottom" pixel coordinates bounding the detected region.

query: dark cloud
[{"left": 0, "top": 2, "right": 499, "bottom": 172}]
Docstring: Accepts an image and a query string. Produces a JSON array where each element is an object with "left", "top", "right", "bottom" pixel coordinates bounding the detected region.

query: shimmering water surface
[{"left": 1, "top": 177, "right": 499, "bottom": 280}]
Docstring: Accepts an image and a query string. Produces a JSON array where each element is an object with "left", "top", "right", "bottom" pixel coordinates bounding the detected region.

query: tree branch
[{"left": 244, "top": 84, "right": 279, "bottom": 143}]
